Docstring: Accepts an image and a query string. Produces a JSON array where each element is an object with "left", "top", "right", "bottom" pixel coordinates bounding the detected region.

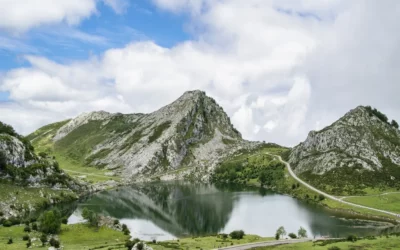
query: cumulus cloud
[
  {"left": 0, "top": 0, "right": 128, "bottom": 33},
  {"left": 1, "top": 0, "right": 400, "bottom": 146}
]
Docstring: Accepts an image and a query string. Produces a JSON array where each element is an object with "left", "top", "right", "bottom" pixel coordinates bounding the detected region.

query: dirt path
[{"left": 267, "top": 154, "right": 400, "bottom": 220}]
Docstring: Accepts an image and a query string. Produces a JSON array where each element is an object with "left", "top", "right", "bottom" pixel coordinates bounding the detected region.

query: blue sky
[{"left": 0, "top": 0, "right": 190, "bottom": 70}]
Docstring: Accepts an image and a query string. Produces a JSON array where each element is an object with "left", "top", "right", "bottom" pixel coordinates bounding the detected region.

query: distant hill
[
  {"left": 289, "top": 106, "right": 400, "bottom": 195},
  {"left": 28, "top": 90, "right": 259, "bottom": 182}
]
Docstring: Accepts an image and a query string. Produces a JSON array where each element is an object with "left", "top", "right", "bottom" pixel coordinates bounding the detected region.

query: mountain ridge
[
  {"left": 288, "top": 105, "right": 400, "bottom": 195},
  {"left": 29, "top": 90, "right": 259, "bottom": 182}
]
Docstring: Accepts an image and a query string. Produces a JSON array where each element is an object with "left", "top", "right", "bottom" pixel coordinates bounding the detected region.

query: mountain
[
  {"left": 0, "top": 121, "right": 80, "bottom": 190},
  {"left": 28, "top": 90, "right": 258, "bottom": 181},
  {"left": 288, "top": 106, "right": 400, "bottom": 195}
]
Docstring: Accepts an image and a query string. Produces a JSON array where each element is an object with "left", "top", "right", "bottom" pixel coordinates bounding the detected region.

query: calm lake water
[{"left": 66, "top": 182, "right": 396, "bottom": 241}]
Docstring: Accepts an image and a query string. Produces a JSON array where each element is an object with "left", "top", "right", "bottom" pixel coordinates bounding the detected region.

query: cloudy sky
[{"left": 0, "top": 0, "right": 399, "bottom": 146}]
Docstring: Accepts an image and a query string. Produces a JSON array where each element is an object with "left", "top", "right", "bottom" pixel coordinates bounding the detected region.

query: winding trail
[{"left": 267, "top": 154, "right": 400, "bottom": 220}]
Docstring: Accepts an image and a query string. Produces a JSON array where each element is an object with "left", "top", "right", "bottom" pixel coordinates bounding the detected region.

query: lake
[{"left": 66, "top": 182, "right": 396, "bottom": 241}]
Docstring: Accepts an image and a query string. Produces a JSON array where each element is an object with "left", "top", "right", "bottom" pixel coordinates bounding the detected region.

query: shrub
[
  {"left": 392, "top": 120, "right": 399, "bottom": 129},
  {"left": 82, "top": 208, "right": 100, "bottom": 227},
  {"left": 230, "top": 230, "right": 245, "bottom": 239},
  {"left": 49, "top": 237, "right": 60, "bottom": 247},
  {"left": 40, "top": 234, "right": 47, "bottom": 246},
  {"left": 7, "top": 237, "right": 13, "bottom": 244},
  {"left": 347, "top": 235, "right": 358, "bottom": 242},
  {"left": 22, "top": 235, "right": 30, "bottom": 241},
  {"left": 275, "top": 233, "right": 280, "bottom": 240},
  {"left": 221, "top": 233, "right": 228, "bottom": 240},
  {"left": 38, "top": 209, "right": 61, "bottom": 234},
  {"left": 61, "top": 217, "right": 68, "bottom": 224},
  {"left": 26, "top": 239, "right": 32, "bottom": 248},
  {"left": 32, "top": 223, "right": 38, "bottom": 231},
  {"left": 113, "top": 219, "right": 120, "bottom": 225},
  {"left": 3, "top": 220, "right": 12, "bottom": 227},
  {"left": 318, "top": 194, "right": 325, "bottom": 201},
  {"left": 136, "top": 242, "right": 144, "bottom": 250},
  {"left": 288, "top": 233, "right": 297, "bottom": 239},
  {"left": 24, "top": 226, "right": 31, "bottom": 232}
]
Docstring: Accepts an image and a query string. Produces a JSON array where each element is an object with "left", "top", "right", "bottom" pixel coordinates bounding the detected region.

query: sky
[{"left": 0, "top": 0, "right": 399, "bottom": 147}]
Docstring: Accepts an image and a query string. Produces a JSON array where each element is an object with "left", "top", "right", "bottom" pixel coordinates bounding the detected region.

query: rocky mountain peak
[
  {"left": 288, "top": 105, "right": 400, "bottom": 194},
  {"left": 30, "top": 90, "right": 255, "bottom": 182}
]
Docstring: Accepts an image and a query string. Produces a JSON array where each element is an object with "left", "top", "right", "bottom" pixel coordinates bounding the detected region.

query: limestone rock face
[
  {"left": 289, "top": 106, "right": 400, "bottom": 176},
  {"left": 30, "top": 90, "right": 259, "bottom": 181}
]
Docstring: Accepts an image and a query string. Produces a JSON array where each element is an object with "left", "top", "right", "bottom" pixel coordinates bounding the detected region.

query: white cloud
[
  {"left": 0, "top": 0, "right": 128, "bottom": 33},
  {"left": 1, "top": 0, "right": 400, "bottom": 147}
]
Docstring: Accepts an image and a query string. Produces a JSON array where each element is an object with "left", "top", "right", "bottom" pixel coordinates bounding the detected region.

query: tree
[
  {"left": 258, "top": 170, "right": 267, "bottom": 186},
  {"left": 38, "top": 209, "right": 61, "bottom": 234},
  {"left": 391, "top": 120, "right": 399, "bottom": 129},
  {"left": 230, "top": 230, "right": 245, "bottom": 240},
  {"left": 288, "top": 233, "right": 297, "bottom": 239},
  {"left": 136, "top": 242, "right": 144, "bottom": 250},
  {"left": 82, "top": 208, "right": 100, "bottom": 228},
  {"left": 0, "top": 150, "right": 6, "bottom": 171},
  {"left": 298, "top": 227, "right": 307, "bottom": 238},
  {"left": 276, "top": 226, "right": 286, "bottom": 239}
]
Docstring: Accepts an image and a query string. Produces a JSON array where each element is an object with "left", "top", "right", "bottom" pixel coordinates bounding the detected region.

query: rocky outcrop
[
  {"left": 30, "top": 90, "right": 259, "bottom": 182},
  {"left": 288, "top": 106, "right": 400, "bottom": 191}
]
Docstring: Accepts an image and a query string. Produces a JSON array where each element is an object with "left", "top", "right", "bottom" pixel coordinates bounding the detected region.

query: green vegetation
[
  {"left": 297, "top": 227, "right": 307, "bottom": 238},
  {"left": 38, "top": 209, "right": 62, "bottom": 234},
  {"left": 212, "top": 145, "right": 287, "bottom": 187},
  {"left": 0, "top": 223, "right": 129, "bottom": 250},
  {"left": 0, "top": 182, "right": 77, "bottom": 221},
  {"left": 82, "top": 208, "right": 100, "bottom": 228},
  {"left": 275, "top": 226, "right": 286, "bottom": 240},
  {"left": 149, "top": 121, "right": 171, "bottom": 143},
  {"left": 0, "top": 121, "right": 35, "bottom": 161},
  {"left": 254, "top": 235, "right": 400, "bottom": 250},
  {"left": 343, "top": 193, "right": 400, "bottom": 213},
  {"left": 149, "top": 234, "right": 273, "bottom": 250},
  {"left": 230, "top": 230, "right": 245, "bottom": 240}
]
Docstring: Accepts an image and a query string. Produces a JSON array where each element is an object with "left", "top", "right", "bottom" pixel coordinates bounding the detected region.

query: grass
[
  {"left": 253, "top": 236, "right": 400, "bottom": 250},
  {"left": 55, "top": 153, "right": 120, "bottom": 184},
  {"left": 0, "top": 224, "right": 129, "bottom": 250},
  {"left": 0, "top": 182, "right": 77, "bottom": 216},
  {"left": 59, "top": 224, "right": 129, "bottom": 250},
  {"left": 343, "top": 193, "right": 400, "bottom": 213},
  {"left": 149, "top": 235, "right": 274, "bottom": 250}
]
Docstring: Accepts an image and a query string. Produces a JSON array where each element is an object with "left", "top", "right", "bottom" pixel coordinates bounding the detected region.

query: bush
[
  {"left": 136, "top": 242, "right": 144, "bottom": 250},
  {"left": 49, "top": 237, "right": 60, "bottom": 247},
  {"left": 318, "top": 194, "right": 325, "bottom": 201},
  {"left": 82, "top": 208, "right": 100, "bottom": 227},
  {"left": 347, "top": 235, "right": 358, "bottom": 242},
  {"left": 26, "top": 239, "right": 32, "bottom": 248},
  {"left": 38, "top": 209, "right": 62, "bottom": 234},
  {"left": 275, "top": 233, "right": 280, "bottom": 240},
  {"left": 3, "top": 220, "right": 12, "bottom": 227},
  {"left": 125, "top": 238, "right": 140, "bottom": 250},
  {"left": 288, "top": 233, "right": 297, "bottom": 239},
  {"left": 7, "top": 237, "right": 13, "bottom": 244},
  {"left": 32, "top": 223, "right": 38, "bottom": 231},
  {"left": 24, "top": 226, "right": 31, "bottom": 232},
  {"left": 230, "top": 230, "right": 245, "bottom": 240},
  {"left": 22, "top": 235, "right": 30, "bottom": 241},
  {"left": 61, "top": 217, "right": 68, "bottom": 224},
  {"left": 40, "top": 234, "right": 47, "bottom": 246},
  {"left": 113, "top": 219, "right": 120, "bottom": 225}
]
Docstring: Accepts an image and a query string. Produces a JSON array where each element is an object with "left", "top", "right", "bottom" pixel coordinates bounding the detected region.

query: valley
[{"left": 1, "top": 91, "right": 400, "bottom": 250}]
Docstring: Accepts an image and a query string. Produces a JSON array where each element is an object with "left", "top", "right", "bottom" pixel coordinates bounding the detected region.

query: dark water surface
[{"left": 67, "top": 182, "right": 396, "bottom": 241}]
